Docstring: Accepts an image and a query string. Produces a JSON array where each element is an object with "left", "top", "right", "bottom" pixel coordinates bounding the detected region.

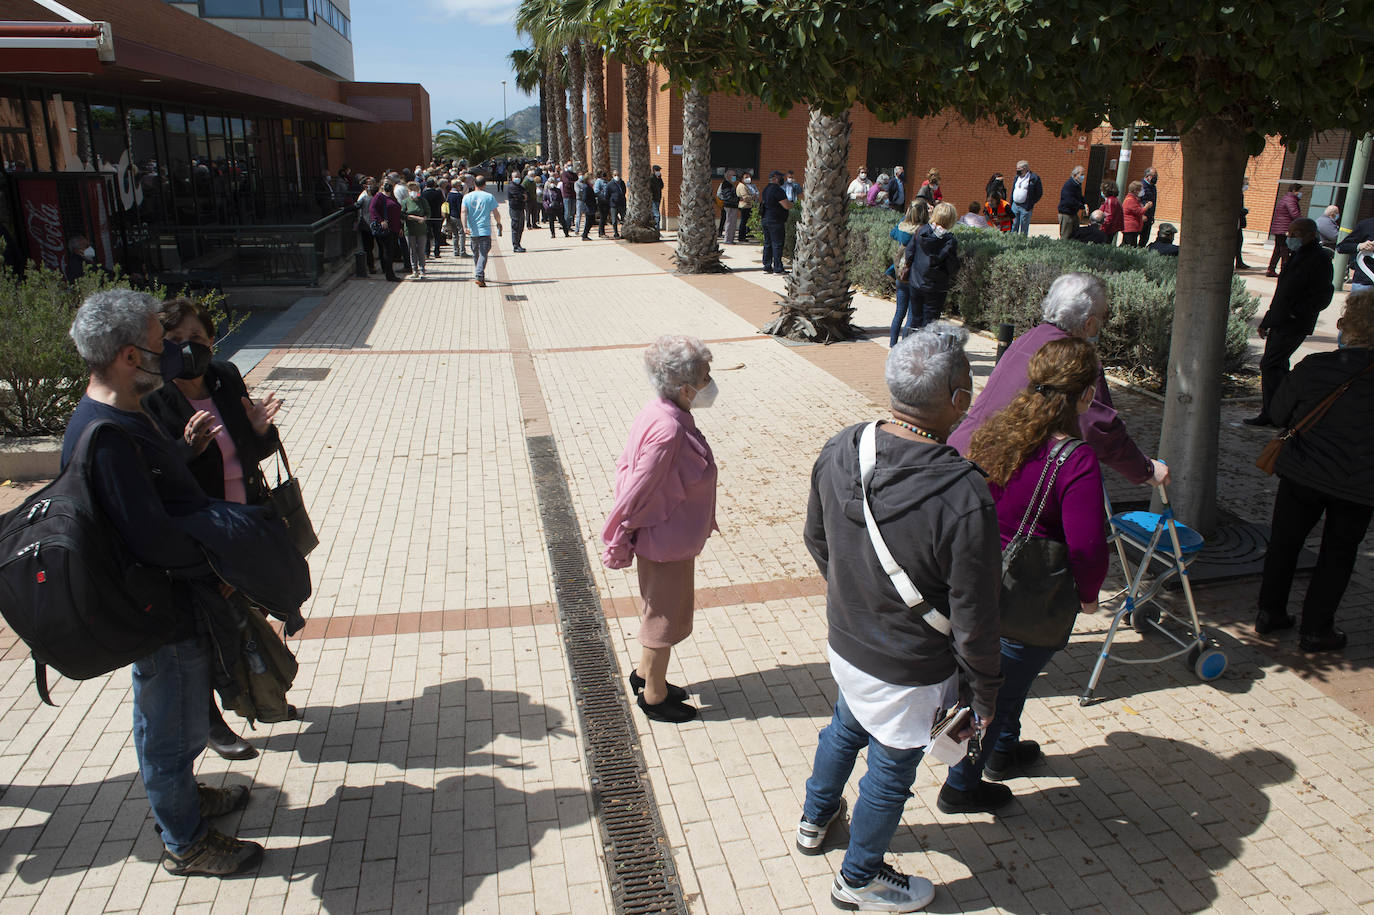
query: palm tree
[
  {"left": 433, "top": 119, "right": 525, "bottom": 165},
  {"left": 508, "top": 47, "right": 544, "bottom": 155},
  {"left": 762, "top": 109, "right": 857, "bottom": 342},
  {"left": 584, "top": 41, "right": 610, "bottom": 178},
  {"left": 565, "top": 40, "right": 587, "bottom": 167},
  {"left": 673, "top": 83, "right": 724, "bottom": 273},
  {"left": 620, "top": 59, "right": 658, "bottom": 242}
]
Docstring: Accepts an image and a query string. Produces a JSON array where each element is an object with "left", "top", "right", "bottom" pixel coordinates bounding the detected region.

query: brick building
[
  {"left": 588, "top": 62, "right": 1374, "bottom": 244},
  {"left": 0, "top": 0, "right": 430, "bottom": 286}
]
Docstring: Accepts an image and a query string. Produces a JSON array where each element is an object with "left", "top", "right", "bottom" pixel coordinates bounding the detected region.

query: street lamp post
[{"left": 502, "top": 80, "right": 507, "bottom": 124}]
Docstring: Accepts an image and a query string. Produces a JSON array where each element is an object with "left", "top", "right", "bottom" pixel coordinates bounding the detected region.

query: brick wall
[{"left": 342, "top": 82, "right": 433, "bottom": 178}]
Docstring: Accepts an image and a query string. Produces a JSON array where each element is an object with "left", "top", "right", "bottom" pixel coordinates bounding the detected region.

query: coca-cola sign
[{"left": 16, "top": 177, "right": 64, "bottom": 272}]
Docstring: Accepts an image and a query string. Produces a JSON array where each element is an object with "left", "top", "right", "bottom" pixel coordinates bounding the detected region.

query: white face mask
[
  {"left": 689, "top": 378, "right": 718, "bottom": 409},
  {"left": 82, "top": 246, "right": 95, "bottom": 260}
]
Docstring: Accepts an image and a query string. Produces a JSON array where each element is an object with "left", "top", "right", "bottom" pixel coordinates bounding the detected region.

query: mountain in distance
[{"left": 499, "top": 104, "right": 540, "bottom": 143}]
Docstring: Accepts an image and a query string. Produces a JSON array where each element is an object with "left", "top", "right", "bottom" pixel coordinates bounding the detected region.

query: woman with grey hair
[
  {"left": 948, "top": 272, "right": 1170, "bottom": 487},
  {"left": 601, "top": 335, "right": 719, "bottom": 723}
]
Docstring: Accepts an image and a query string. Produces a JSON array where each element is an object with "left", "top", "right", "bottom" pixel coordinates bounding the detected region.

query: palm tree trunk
[
  {"left": 622, "top": 59, "right": 659, "bottom": 242},
  {"left": 542, "top": 67, "right": 561, "bottom": 163},
  {"left": 566, "top": 42, "right": 587, "bottom": 169},
  {"left": 673, "top": 83, "right": 724, "bottom": 273},
  {"left": 764, "top": 108, "right": 857, "bottom": 342},
  {"left": 584, "top": 43, "right": 610, "bottom": 179},
  {"left": 551, "top": 56, "right": 571, "bottom": 166}
]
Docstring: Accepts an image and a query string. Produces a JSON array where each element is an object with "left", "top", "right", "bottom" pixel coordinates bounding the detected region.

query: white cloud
[{"left": 430, "top": 0, "right": 519, "bottom": 26}]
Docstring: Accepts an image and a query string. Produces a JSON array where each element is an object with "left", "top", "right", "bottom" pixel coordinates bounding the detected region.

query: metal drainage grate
[
  {"left": 505, "top": 294, "right": 528, "bottom": 301},
  {"left": 265, "top": 366, "right": 330, "bottom": 381},
  {"left": 526, "top": 434, "right": 686, "bottom": 915}
]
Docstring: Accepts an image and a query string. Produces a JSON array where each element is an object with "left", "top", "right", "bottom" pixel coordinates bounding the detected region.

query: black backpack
[{"left": 0, "top": 422, "right": 181, "bottom": 703}]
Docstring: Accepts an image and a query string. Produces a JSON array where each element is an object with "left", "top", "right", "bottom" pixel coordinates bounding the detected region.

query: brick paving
[{"left": 0, "top": 222, "right": 1372, "bottom": 913}]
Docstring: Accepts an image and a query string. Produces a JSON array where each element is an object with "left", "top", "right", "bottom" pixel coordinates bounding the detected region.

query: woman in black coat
[
  {"left": 903, "top": 201, "right": 961, "bottom": 334},
  {"left": 145, "top": 298, "right": 284, "bottom": 760}
]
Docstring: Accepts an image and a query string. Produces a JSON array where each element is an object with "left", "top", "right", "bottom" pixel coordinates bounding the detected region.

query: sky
[{"left": 349, "top": 0, "right": 534, "bottom": 129}]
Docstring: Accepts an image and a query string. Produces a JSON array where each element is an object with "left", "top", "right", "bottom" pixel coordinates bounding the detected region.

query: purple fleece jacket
[{"left": 948, "top": 323, "right": 1154, "bottom": 484}]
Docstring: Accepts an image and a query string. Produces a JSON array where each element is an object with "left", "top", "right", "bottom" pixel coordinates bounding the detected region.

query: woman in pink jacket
[
  {"left": 602, "top": 336, "right": 719, "bottom": 723},
  {"left": 1121, "top": 181, "right": 1145, "bottom": 247},
  {"left": 1267, "top": 184, "right": 1304, "bottom": 276}
]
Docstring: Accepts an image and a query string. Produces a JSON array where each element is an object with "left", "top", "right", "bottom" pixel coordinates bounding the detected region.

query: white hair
[
  {"left": 1040, "top": 273, "right": 1108, "bottom": 333},
  {"left": 69, "top": 288, "right": 161, "bottom": 370},
  {"left": 885, "top": 323, "right": 970, "bottom": 413},
  {"left": 644, "top": 335, "right": 712, "bottom": 399}
]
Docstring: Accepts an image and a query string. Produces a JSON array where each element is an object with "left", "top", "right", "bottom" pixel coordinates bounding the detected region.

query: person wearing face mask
[
  {"left": 64, "top": 234, "right": 111, "bottom": 284},
  {"left": 143, "top": 298, "right": 286, "bottom": 760},
  {"left": 847, "top": 168, "right": 873, "bottom": 205},
  {"left": 949, "top": 273, "right": 1171, "bottom": 488},
  {"left": 601, "top": 336, "right": 719, "bottom": 724},
  {"left": 1137, "top": 167, "right": 1160, "bottom": 247},
  {"left": 1057, "top": 166, "right": 1088, "bottom": 240},
  {"left": 736, "top": 171, "right": 758, "bottom": 242},
  {"left": 1267, "top": 184, "right": 1305, "bottom": 276},
  {"left": 1247, "top": 218, "right": 1334, "bottom": 427}
]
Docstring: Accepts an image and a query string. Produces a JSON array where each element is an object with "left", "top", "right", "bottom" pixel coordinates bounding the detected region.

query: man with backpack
[
  {"left": 594, "top": 171, "right": 611, "bottom": 237},
  {"left": 60, "top": 289, "right": 264, "bottom": 877}
]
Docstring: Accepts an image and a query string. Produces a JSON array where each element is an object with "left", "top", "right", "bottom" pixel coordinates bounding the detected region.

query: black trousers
[
  {"left": 427, "top": 219, "right": 444, "bottom": 257},
  {"left": 1138, "top": 217, "right": 1154, "bottom": 247},
  {"left": 357, "top": 225, "right": 375, "bottom": 272},
  {"left": 510, "top": 208, "right": 524, "bottom": 248},
  {"left": 377, "top": 234, "right": 398, "bottom": 280},
  {"left": 1258, "top": 325, "right": 1308, "bottom": 418},
  {"left": 1259, "top": 477, "right": 1374, "bottom": 633}
]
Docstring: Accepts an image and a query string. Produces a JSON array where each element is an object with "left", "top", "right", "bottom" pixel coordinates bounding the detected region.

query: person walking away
[
  {"left": 402, "top": 181, "right": 429, "bottom": 279},
  {"left": 421, "top": 178, "right": 446, "bottom": 259},
  {"left": 1246, "top": 218, "right": 1334, "bottom": 426},
  {"left": 1267, "top": 187, "right": 1306, "bottom": 276},
  {"left": 903, "top": 202, "right": 960, "bottom": 334},
  {"left": 445, "top": 179, "right": 467, "bottom": 257},
  {"left": 939, "top": 338, "right": 1108, "bottom": 811},
  {"left": 797, "top": 325, "right": 1001, "bottom": 913},
  {"left": 718, "top": 170, "right": 741, "bottom": 242},
  {"left": 1099, "top": 181, "right": 1123, "bottom": 245},
  {"left": 356, "top": 178, "right": 377, "bottom": 275},
  {"left": 542, "top": 179, "right": 564, "bottom": 239},
  {"left": 737, "top": 171, "right": 758, "bottom": 242},
  {"left": 1255, "top": 291, "right": 1374, "bottom": 653},
  {"left": 950, "top": 273, "right": 1171, "bottom": 490},
  {"left": 369, "top": 180, "right": 403, "bottom": 283},
  {"left": 575, "top": 173, "right": 591, "bottom": 236},
  {"left": 581, "top": 176, "right": 599, "bottom": 240},
  {"left": 602, "top": 336, "right": 720, "bottom": 724},
  {"left": 759, "top": 170, "right": 793, "bottom": 275},
  {"left": 1336, "top": 212, "right": 1374, "bottom": 293},
  {"left": 1010, "top": 160, "right": 1042, "bottom": 236},
  {"left": 506, "top": 174, "right": 527, "bottom": 253},
  {"left": 1121, "top": 181, "right": 1145, "bottom": 248},
  {"left": 887, "top": 199, "right": 929, "bottom": 346},
  {"left": 461, "top": 175, "right": 501, "bottom": 287},
  {"left": 888, "top": 166, "right": 905, "bottom": 211},
  {"left": 611, "top": 172, "right": 628, "bottom": 238},
  {"left": 1058, "top": 166, "right": 1087, "bottom": 240},
  {"left": 561, "top": 164, "right": 577, "bottom": 237},
  {"left": 650, "top": 165, "right": 665, "bottom": 230},
  {"left": 523, "top": 168, "right": 541, "bottom": 229},
  {"left": 595, "top": 171, "right": 612, "bottom": 237},
  {"left": 1137, "top": 166, "right": 1159, "bottom": 247}
]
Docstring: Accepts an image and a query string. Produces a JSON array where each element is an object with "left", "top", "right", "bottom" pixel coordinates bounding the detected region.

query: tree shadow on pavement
[{"left": 892, "top": 733, "right": 1293, "bottom": 914}]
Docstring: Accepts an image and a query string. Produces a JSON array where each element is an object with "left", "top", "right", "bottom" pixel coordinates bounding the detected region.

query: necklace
[{"left": 887, "top": 418, "right": 942, "bottom": 443}]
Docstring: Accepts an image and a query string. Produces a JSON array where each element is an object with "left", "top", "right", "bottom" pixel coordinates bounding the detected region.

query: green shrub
[{"left": 846, "top": 206, "right": 901, "bottom": 299}]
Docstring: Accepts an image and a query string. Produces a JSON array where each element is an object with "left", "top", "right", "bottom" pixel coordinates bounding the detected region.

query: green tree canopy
[{"left": 433, "top": 119, "right": 525, "bottom": 164}]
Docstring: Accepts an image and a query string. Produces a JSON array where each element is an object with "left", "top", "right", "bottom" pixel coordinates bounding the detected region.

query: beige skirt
[{"left": 636, "top": 557, "right": 696, "bottom": 648}]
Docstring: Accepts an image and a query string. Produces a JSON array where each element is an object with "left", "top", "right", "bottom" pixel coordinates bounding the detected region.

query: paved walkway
[{"left": 1, "top": 221, "right": 1373, "bottom": 914}]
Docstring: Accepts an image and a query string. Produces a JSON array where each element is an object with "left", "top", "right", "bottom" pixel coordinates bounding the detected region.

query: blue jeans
[
  {"left": 563, "top": 197, "right": 576, "bottom": 228},
  {"left": 904, "top": 286, "right": 947, "bottom": 334},
  {"left": 133, "top": 636, "right": 211, "bottom": 855},
  {"left": 761, "top": 221, "right": 785, "bottom": 272},
  {"left": 652, "top": 200, "right": 661, "bottom": 229},
  {"left": 804, "top": 691, "right": 926, "bottom": 884},
  {"left": 471, "top": 235, "right": 492, "bottom": 280},
  {"left": 944, "top": 638, "right": 1058, "bottom": 791},
  {"left": 1011, "top": 203, "right": 1033, "bottom": 235},
  {"left": 889, "top": 283, "right": 911, "bottom": 346}
]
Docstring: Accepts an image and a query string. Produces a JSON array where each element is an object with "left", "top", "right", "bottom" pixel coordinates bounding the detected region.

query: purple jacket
[
  {"left": 369, "top": 192, "right": 402, "bottom": 235},
  {"left": 1269, "top": 192, "right": 1302, "bottom": 237},
  {"left": 949, "top": 323, "right": 1154, "bottom": 484}
]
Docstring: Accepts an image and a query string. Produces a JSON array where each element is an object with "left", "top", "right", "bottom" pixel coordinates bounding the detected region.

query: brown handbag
[{"left": 1256, "top": 362, "right": 1374, "bottom": 474}]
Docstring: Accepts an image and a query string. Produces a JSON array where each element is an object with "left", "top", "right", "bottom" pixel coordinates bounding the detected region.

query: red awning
[{"left": 0, "top": 19, "right": 111, "bottom": 72}]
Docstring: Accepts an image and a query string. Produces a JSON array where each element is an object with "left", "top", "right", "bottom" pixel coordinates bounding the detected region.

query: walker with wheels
[{"left": 1080, "top": 481, "right": 1228, "bottom": 705}]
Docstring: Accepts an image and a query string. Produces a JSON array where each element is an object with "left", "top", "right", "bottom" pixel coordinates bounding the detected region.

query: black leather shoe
[
  {"left": 937, "top": 781, "right": 1014, "bottom": 815},
  {"left": 1299, "top": 628, "right": 1348, "bottom": 652},
  {"left": 1255, "top": 612, "right": 1296, "bottom": 636},
  {"left": 629, "top": 672, "right": 688, "bottom": 703},
  {"left": 1236, "top": 262, "right": 1252, "bottom": 269},
  {"left": 981, "top": 740, "right": 1042, "bottom": 781},
  {"left": 1242, "top": 415, "right": 1274, "bottom": 427},
  {"left": 207, "top": 726, "right": 258, "bottom": 761},
  {"left": 637, "top": 693, "right": 698, "bottom": 723}
]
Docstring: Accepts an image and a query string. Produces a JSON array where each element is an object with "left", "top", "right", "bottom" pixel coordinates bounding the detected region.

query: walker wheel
[
  {"left": 1186, "top": 644, "right": 1228, "bottom": 681},
  {"left": 1130, "top": 605, "right": 1158, "bottom": 634}
]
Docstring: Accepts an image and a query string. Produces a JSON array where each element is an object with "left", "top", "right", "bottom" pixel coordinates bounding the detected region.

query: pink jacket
[
  {"left": 601, "top": 398, "right": 718, "bottom": 569},
  {"left": 1269, "top": 191, "right": 1302, "bottom": 236}
]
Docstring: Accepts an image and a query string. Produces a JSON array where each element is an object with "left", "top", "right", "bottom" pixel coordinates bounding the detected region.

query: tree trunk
[
  {"left": 566, "top": 42, "right": 587, "bottom": 169},
  {"left": 539, "top": 89, "right": 548, "bottom": 160},
  {"left": 542, "top": 67, "right": 561, "bottom": 164},
  {"left": 551, "top": 60, "right": 571, "bottom": 166},
  {"left": 622, "top": 59, "right": 659, "bottom": 242},
  {"left": 764, "top": 108, "right": 857, "bottom": 342},
  {"left": 584, "top": 42, "right": 611, "bottom": 179},
  {"left": 673, "top": 83, "right": 724, "bottom": 273},
  {"left": 1155, "top": 117, "right": 1249, "bottom": 532}
]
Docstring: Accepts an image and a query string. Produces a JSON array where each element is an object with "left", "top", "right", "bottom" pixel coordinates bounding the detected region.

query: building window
[
  {"left": 311, "top": 0, "right": 351, "bottom": 39},
  {"left": 865, "top": 138, "right": 909, "bottom": 184},
  {"left": 709, "top": 131, "right": 760, "bottom": 179},
  {"left": 199, "top": 0, "right": 307, "bottom": 20}
]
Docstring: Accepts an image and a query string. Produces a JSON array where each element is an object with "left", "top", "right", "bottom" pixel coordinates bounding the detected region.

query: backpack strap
[{"left": 35, "top": 660, "right": 54, "bottom": 706}]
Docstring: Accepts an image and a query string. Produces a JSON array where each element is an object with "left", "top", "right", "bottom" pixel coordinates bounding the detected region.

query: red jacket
[
  {"left": 1122, "top": 193, "right": 1144, "bottom": 233},
  {"left": 1269, "top": 192, "right": 1302, "bottom": 236},
  {"left": 1100, "top": 195, "right": 1124, "bottom": 234}
]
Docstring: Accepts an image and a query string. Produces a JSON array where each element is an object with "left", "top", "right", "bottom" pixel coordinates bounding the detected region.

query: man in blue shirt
[{"left": 461, "top": 175, "right": 503, "bottom": 287}]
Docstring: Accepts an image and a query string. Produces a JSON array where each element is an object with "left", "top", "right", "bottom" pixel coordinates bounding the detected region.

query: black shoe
[
  {"left": 981, "top": 740, "right": 1042, "bottom": 781},
  {"left": 1236, "top": 262, "right": 1252, "bottom": 269},
  {"left": 1255, "top": 612, "right": 1296, "bottom": 636},
  {"left": 386, "top": 276, "right": 402, "bottom": 283},
  {"left": 161, "top": 828, "right": 263, "bottom": 877},
  {"left": 1299, "top": 628, "right": 1348, "bottom": 652},
  {"left": 207, "top": 726, "right": 257, "bottom": 761},
  {"left": 762, "top": 268, "right": 774, "bottom": 274},
  {"left": 636, "top": 693, "right": 697, "bottom": 723},
  {"left": 936, "top": 780, "right": 1014, "bottom": 815},
  {"left": 1242, "top": 415, "right": 1274, "bottom": 427},
  {"left": 629, "top": 671, "right": 688, "bottom": 703},
  {"left": 513, "top": 246, "right": 526, "bottom": 253}
]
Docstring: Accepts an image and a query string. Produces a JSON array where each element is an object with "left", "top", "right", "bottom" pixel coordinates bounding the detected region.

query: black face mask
[
  {"left": 133, "top": 340, "right": 185, "bottom": 382},
  {"left": 176, "top": 341, "right": 213, "bottom": 379}
]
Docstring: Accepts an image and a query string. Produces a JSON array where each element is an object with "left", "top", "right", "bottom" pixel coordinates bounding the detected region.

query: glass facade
[
  {"left": 1280, "top": 130, "right": 1374, "bottom": 223},
  {"left": 174, "top": 0, "right": 351, "bottom": 40}
]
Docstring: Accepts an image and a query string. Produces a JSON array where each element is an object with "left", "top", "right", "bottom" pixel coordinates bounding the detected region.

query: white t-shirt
[
  {"left": 828, "top": 646, "right": 958, "bottom": 750},
  {"left": 847, "top": 177, "right": 872, "bottom": 200},
  {"left": 1013, "top": 172, "right": 1032, "bottom": 205}
]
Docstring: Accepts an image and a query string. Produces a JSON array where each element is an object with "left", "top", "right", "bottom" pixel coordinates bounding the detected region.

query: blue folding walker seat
[{"left": 1080, "top": 483, "right": 1228, "bottom": 705}]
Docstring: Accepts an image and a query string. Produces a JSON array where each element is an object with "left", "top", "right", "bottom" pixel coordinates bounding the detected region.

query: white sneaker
[
  {"left": 795, "top": 796, "right": 846, "bottom": 854},
  {"left": 830, "top": 863, "right": 935, "bottom": 912}
]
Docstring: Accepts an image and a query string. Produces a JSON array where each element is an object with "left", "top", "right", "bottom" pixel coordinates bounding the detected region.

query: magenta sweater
[{"left": 991, "top": 438, "right": 1109, "bottom": 603}]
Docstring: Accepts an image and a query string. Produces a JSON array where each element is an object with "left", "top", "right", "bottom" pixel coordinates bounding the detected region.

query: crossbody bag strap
[
  {"left": 1285, "top": 361, "right": 1374, "bottom": 439},
  {"left": 858, "top": 423, "right": 952, "bottom": 636},
  {"left": 1003, "top": 438, "right": 1080, "bottom": 569}
]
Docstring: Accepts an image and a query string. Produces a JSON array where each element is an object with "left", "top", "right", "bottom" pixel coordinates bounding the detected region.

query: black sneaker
[
  {"left": 981, "top": 740, "right": 1042, "bottom": 781},
  {"left": 198, "top": 783, "right": 250, "bottom": 819},
  {"left": 936, "top": 780, "right": 1013, "bottom": 815},
  {"left": 162, "top": 828, "right": 263, "bottom": 877},
  {"left": 628, "top": 671, "right": 687, "bottom": 702},
  {"left": 1255, "top": 612, "right": 1296, "bottom": 636},
  {"left": 795, "top": 796, "right": 847, "bottom": 854},
  {"left": 636, "top": 693, "right": 697, "bottom": 723},
  {"left": 1242, "top": 415, "right": 1274, "bottom": 427},
  {"left": 1299, "top": 628, "right": 1348, "bottom": 652}
]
